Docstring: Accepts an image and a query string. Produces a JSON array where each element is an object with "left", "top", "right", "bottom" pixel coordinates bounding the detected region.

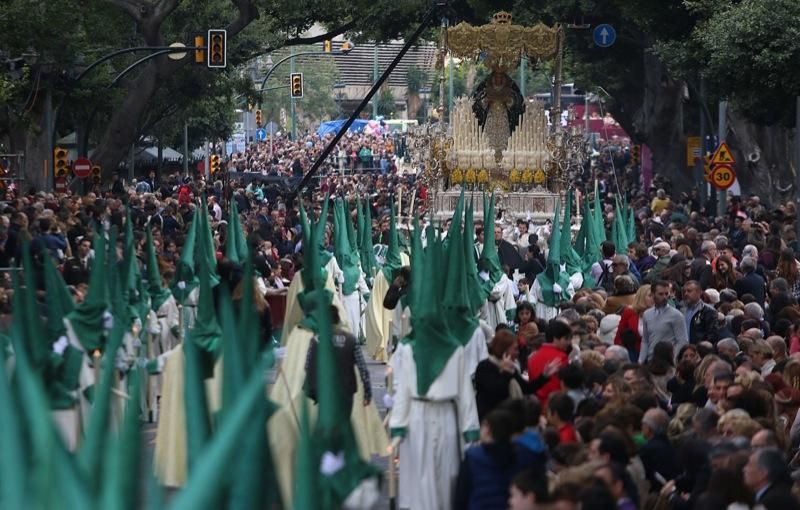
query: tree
[
  {"left": 2, "top": 0, "right": 433, "bottom": 188},
  {"left": 654, "top": 0, "right": 800, "bottom": 202},
  {"left": 376, "top": 86, "right": 397, "bottom": 117},
  {"left": 0, "top": 0, "right": 131, "bottom": 190},
  {"left": 89, "top": 0, "right": 434, "bottom": 174},
  {"left": 484, "top": 0, "right": 800, "bottom": 203},
  {"left": 405, "top": 65, "right": 428, "bottom": 120}
]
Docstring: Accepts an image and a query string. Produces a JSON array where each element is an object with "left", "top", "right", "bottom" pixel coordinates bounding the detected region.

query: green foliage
[
  {"left": 406, "top": 65, "right": 428, "bottom": 94},
  {"left": 658, "top": 0, "right": 800, "bottom": 125},
  {"left": 0, "top": 0, "right": 129, "bottom": 136},
  {"left": 377, "top": 86, "right": 397, "bottom": 117}
]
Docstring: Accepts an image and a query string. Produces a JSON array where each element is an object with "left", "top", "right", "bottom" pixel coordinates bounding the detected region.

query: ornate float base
[{"left": 432, "top": 187, "right": 563, "bottom": 224}]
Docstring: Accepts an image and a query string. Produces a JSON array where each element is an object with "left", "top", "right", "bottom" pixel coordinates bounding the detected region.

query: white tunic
[
  {"left": 342, "top": 271, "right": 370, "bottom": 340},
  {"left": 530, "top": 273, "right": 579, "bottom": 322},
  {"left": 389, "top": 344, "right": 479, "bottom": 510},
  {"left": 480, "top": 274, "right": 516, "bottom": 330},
  {"left": 464, "top": 325, "right": 489, "bottom": 378}
]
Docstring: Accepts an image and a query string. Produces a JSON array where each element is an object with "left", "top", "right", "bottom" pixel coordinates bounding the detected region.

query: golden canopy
[{"left": 446, "top": 11, "right": 561, "bottom": 72}]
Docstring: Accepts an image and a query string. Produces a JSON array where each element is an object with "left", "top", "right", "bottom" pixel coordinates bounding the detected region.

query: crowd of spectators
[
  {"left": 224, "top": 130, "right": 408, "bottom": 178},
  {"left": 459, "top": 153, "right": 800, "bottom": 508},
  {"left": 4, "top": 127, "right": 800, "bottom": 509},
  {"left": 0, "top": 131, "right": 418, "bottom": 332}
]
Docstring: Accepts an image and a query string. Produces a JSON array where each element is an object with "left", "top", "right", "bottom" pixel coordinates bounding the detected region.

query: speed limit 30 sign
[{"left": 710, "top": 164, "right": 736, "bottom": 190}]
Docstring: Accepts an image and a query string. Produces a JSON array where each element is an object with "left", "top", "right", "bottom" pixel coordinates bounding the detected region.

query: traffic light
[
  {"left": 194, "top": 34, "right": 206, "bottom": 64},
  {"left": 323, "top": 40, "right": 332, "bottom": 53},
  {"left": 207, "top": 29, "right": 227, "bottom": 68},
  {"left": 91, "top": 165, "right": 101, "bottom": 185},
  {"left": 54, "top": 147, "right": 69, "bottom": 178},
  {"left": 631, "top": 145, "right": 641, "bottom": 166},
  {"left": 210, "top": 154, "right": 220, "bottom": 174},
  {"left": 290, "top": 72, "right": 303, "bottom": 98},
  {"left": 255, "top": 109, "right": 263, "bottom": 127}
]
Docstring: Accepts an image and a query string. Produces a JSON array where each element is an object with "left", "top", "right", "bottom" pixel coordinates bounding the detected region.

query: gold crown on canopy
[{"left": 492, "top": 11, "right": 513, "bottom": 24}]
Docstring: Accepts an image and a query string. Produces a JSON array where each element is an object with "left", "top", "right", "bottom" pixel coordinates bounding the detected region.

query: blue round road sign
[
  {"left": 593, "top": 24, "right": 616, "bottom": 48},
  {"left": 256, "top": 128, "right": 267, "bottom": 141}
]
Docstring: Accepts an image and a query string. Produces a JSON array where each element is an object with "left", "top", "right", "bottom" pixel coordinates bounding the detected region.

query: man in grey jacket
[{"left": 638, "top": 280, "right": 688, "bottom": 363}]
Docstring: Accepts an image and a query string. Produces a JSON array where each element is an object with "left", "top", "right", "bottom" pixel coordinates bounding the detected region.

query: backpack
[{"left": 597, "top": 261, "right": 615, "bottom": 293}]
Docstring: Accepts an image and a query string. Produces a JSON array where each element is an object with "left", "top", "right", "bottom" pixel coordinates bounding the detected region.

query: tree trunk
[
  {"left": 91, "top": 0, "right": 259, "bottom": 175},
  {"left": 18, "top": 110, "right": 49, "bottom": 193},
  {"left": 727, "top": 110, "right": 796, "bottom": 206},
  {"left": 406, "top": 92, "right": 421, "bottom": 121},
  {"left": 612, "top": 48, "right": 686, "bottom": 195},
  {"left": 93, "top": 74, "right": 155, "bottom": 175}
]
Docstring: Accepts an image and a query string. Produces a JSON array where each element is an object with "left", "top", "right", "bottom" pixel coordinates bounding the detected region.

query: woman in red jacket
[{"left": 613, "top": 284, "right": 653, "bottom": 361}]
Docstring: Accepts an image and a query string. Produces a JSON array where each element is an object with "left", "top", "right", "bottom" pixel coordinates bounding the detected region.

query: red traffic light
[
  {"left": 290, "top": 72, "right": 303, "bottom": 99},
  {"left": 207, "top": 29, "right": 227, "bottom": 68}
]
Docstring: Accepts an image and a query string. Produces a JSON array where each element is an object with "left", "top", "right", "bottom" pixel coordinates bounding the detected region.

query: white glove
[
  {"left": 177, "top": 281, "right": 186, "bottom": 290},
  {"left": 319, "top": 450, "right": 345, "bottom": 476},
  {"left": 102, "top": 311, "right": 114, "bottom": 330},
  {"left": 115, "top": 357, "right": 130, "bottom": 372},
  {"left": 342, "top": 477, "right": 380, "bottom": 510},
  {"left": 52, "top": 336, "right": 69, "bottom": 355},
  {"left": 552, "top": 283, "right": 563, "bottom": 294},
  {"left": 383, "top": 393, "right": 395, "bottom": 409}
]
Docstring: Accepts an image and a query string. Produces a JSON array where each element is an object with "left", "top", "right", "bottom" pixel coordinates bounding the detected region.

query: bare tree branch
[
  {"left": 242, "top": 20, "right": 355, "bottom": 62},
  {"left": 228, "top": 0, "right": 260, "bottom": 35},
  {"left": 283, "top": 20, "right": 355, "bottom": 47},
  {"left": 101, "top": 0, "right": 143, "bottom": 22},
  {"left": 153, "top": 0, "right": 182, "bottom": 24}
]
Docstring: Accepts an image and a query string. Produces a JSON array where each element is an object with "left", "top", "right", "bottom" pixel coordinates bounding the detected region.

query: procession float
[{"left": 407, "top": 11, "right": 589, "bottom": 223}]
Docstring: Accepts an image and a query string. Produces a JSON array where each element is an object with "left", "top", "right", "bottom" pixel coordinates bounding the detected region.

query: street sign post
[
  {"left": 593, "top": 24, "right": 616, "bottom": 48},
  {"left": 73, "top": 157, "right": 92, "bottom": 178},
  {"left": 255, "top": 128, "right": 267, "bottom": 141},
  {"left": 710, "top": 164, "right": 736, "bottom": 190}
]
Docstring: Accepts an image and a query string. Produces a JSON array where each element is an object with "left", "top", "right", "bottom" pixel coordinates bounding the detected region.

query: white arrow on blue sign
[
  {"left": 593, "top": 24, "right": 616, "bottom": 48},
  {"left": 255, "top": 128, "right": 267, "bottom": 141}
]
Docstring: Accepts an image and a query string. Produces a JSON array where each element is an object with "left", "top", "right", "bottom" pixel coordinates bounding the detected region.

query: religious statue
[{"left": 472, "top": 71, "right": 526, "bottom": 158}]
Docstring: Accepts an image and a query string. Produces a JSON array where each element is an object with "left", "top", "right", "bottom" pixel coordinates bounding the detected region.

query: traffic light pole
[
  {"left": 290, "top": 2, "right": 443, "bottom": 201},
  {"left": 717, "top": 101, "right": 728, "bottom": 217},
  {"left": 290, "top": 48, "right": 297, "bottom": 140},
  {"left": 256, "top": 50, "right": 351, "bottom": 104},
  {"left": 183, "top": 123, "right": 189, "bottom": 176},
  {"left": 44, "top": 87, "right": 54, "bottom": 192}
]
